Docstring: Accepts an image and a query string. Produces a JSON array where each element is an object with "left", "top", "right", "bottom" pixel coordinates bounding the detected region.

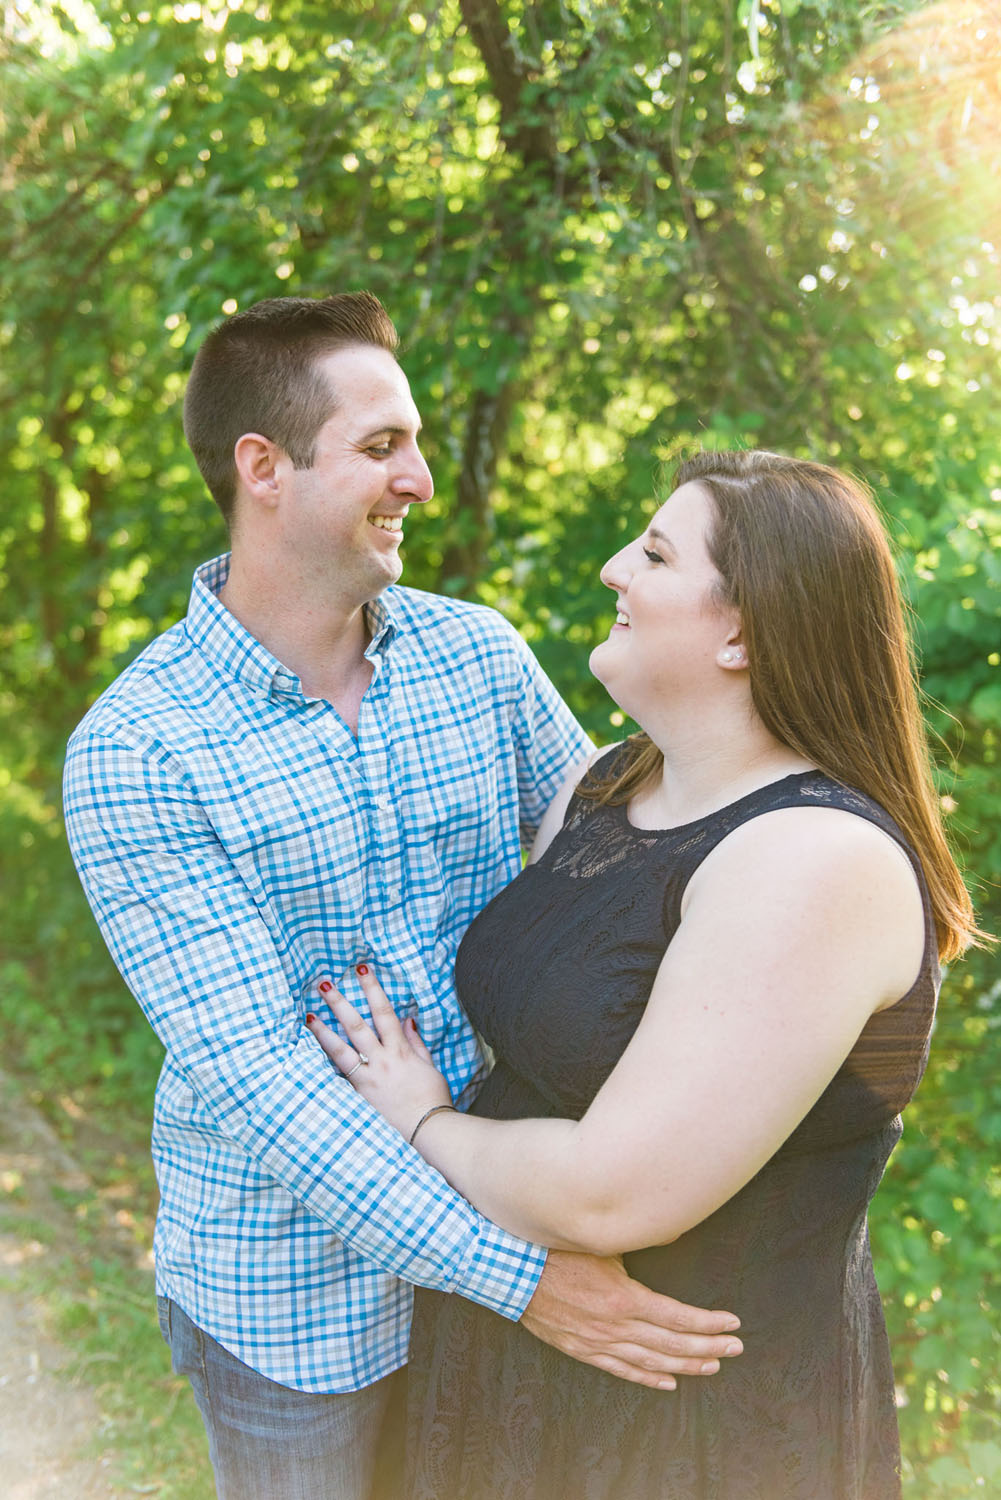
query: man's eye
[{"left": 367, "top": 443, "right": 393, "bottom": 458}]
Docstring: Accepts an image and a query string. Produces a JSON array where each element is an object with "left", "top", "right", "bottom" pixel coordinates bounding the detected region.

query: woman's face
[{"left": 589, "top": 481, "right": 741, "bottom": 722}]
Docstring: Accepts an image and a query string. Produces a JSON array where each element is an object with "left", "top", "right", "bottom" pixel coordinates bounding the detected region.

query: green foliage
[
  {"left": 0, "top": 788, "right": 163, "bottom": 1117},
  {"left": 871, "top": 950, "right": 1001, "bottom": 1493},
  {"left": 2, "top": 1, "right": 999, "bottom": 1490}
]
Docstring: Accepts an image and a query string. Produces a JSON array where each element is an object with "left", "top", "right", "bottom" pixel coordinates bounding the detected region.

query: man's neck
[{"left": 219, "top": 559, "right": 376, "bottom": 731}]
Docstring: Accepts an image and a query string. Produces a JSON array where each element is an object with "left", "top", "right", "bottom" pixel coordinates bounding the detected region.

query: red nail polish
[
  {"left": 356, "top": 964, "right": 369, "bottom": 976},
  {"left": 318, "top": 980, "right": 333, "bottom": 993},
  {"left": 305, "top": 1013, "right": 316, "bottom": 1024}
]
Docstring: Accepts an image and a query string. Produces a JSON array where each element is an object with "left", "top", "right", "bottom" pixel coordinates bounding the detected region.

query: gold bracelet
[{"left": 409, "top": 1103, "right": 457, "bottom": 1145}]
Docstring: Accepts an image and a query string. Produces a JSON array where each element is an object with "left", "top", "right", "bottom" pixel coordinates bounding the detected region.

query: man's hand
[{"left": 520, "top": 1251, "right": 742, "bottom": 1390}]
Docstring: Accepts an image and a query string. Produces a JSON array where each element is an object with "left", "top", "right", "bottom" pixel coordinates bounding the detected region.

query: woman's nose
[{"left": 599, "top": 543, "right": 631, "bottom": 591}]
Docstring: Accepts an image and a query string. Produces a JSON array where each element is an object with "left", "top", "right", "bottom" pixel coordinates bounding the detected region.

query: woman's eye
[{"left": 643, "top": 547, "right": 663, "bottom": 565}]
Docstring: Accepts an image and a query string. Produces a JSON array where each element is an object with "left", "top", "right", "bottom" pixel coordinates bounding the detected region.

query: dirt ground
[{"left": 0, "top": 1069, "right": 123, "bottom": 1498}]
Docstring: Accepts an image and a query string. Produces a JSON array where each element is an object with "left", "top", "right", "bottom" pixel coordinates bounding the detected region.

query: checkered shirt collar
[{"left": 185, "top": 554, "right": 399, "bottom": 702}]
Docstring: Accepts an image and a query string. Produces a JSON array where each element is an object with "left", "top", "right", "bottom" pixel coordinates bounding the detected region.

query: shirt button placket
[{"left": 370, "top": 784, "right": 405, "bottom": 936}]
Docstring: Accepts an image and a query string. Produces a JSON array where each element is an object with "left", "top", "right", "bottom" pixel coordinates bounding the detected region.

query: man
[{"left": 63, "top": 293, "right": 741, "bottom": 1500}]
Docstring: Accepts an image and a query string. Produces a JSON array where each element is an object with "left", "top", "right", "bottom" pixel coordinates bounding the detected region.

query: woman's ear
[{"left": 717, "top": 629, "right": 748, "bottom": 670}]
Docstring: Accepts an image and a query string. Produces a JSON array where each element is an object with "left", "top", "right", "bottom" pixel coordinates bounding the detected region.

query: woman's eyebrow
[{"left": 646, "top": 526, "right": 677, "bottom": 559}]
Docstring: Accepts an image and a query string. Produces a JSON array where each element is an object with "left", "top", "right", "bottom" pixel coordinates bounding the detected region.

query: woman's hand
[{"left": 306, "top": 965, "right": 453, "bottom": 1141}]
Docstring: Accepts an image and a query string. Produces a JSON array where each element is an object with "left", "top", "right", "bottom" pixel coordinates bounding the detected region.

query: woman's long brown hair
[{"left": 582, "top": 449, "right": 980, "bottom": 963}]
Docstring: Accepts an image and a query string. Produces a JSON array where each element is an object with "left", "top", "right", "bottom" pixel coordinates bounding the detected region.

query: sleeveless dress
[{"left": 402, "top": 770, "right": 939, "bottom": 1500}]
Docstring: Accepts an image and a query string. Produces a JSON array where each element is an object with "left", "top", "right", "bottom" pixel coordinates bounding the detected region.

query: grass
[
  {"left": 1, "top": 1049, "right": 212, "bottom": 1497},
  {"left": 9, "top": 1236, "right": 212, "bottom": 1498},
  {"left": 48, "top": 1255, "right": 211, "bottom": 1498}
]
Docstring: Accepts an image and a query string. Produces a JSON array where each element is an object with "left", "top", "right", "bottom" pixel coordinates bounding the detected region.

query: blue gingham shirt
[{"left": 63, "top": 555, "right": 590, "bottom": 1392}]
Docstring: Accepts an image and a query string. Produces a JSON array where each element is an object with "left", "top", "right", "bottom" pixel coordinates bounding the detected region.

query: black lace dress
[{"left": 403, "top": 771, "right": 939, "bottom": 1500}]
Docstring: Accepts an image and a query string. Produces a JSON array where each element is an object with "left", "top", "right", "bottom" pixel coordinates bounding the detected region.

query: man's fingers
[
  {"left": 574, "top": 1332, "right": 737, "bottom": 1377},
  {"left": 585, "top": 1354, "right": 677, "bottom": 1391},
  {"left": 610, "top": 1343, "right": 725, "bottom": 1376},
  {"left": 623, "top": 1287, "right": 740, "bottom": 1337},
  {"left": 550, "top": 1335, "right": 724, "bottom": 1388},
  {"left": 624, "top": 1321, "right": 743, "bottom": 1362}
]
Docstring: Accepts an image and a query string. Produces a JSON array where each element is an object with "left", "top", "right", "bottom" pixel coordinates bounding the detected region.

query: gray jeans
[{"left": 158, "top": 1297, "right": 405, "bottom": 1500}]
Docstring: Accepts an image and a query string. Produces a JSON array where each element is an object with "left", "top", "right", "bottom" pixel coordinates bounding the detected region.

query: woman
[{"left": 308, "top": 451, "right": 978, "bottom": 1499}]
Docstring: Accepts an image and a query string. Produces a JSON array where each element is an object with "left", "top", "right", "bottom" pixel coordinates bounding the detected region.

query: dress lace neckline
[{"left": 617, "top": 769, "right": 821, "bottom": 838}]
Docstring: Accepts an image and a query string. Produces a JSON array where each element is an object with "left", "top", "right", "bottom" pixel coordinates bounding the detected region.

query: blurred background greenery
[{"left": 2, "top": 1, "right": 999, "bottom": 1494}]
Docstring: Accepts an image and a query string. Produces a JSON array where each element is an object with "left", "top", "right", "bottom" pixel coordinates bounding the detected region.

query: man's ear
[{"left": 233, "top": 433, "right": 283, "bottom": 510}]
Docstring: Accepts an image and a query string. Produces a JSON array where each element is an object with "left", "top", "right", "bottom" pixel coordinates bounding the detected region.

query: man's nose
[{"left": 393, "top": 449, "right": 433, "bottom": 503}]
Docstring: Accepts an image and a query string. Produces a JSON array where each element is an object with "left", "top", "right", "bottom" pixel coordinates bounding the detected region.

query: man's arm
[
  {"left": 62, "top": 726, "right": 546, "bottom": 1314},
  {"left": 65, "top": 725, "right": 742, "bottom": 1383},
  {"left": 501, "top": 617, "right": 593, "bottom": 845}
]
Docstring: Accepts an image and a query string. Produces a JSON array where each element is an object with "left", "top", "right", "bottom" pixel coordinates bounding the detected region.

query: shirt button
[{"left": 375, "top": 794, "right": 393, "bottom": 812}]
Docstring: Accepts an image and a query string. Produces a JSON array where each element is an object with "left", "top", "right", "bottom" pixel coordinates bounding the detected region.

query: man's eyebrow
[
  {"left": 358, "top": 422, "right": 423, "bottom": 443},
  {"left": 647, "top": 525, "right": 677, "bottom": 557}
]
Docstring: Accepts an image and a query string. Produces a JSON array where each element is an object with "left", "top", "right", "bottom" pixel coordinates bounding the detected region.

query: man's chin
[{"left": 366, "top": 554, "right": 404, "bottom": 596}]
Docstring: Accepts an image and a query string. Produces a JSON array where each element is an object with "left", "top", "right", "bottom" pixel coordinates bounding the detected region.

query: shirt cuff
[{"left": 443, "top": 1221, "right": 548, "bottom": 1320}]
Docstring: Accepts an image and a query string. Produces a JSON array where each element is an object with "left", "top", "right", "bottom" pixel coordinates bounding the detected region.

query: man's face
[{"left": 278, "top": 344, "right": 434, "bottom": 608}]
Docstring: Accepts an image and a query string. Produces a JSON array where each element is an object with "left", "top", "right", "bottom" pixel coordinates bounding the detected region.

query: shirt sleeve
[
  {"left": 63, "top": 725, "right": 547, "bottom": 1319},
  {"left": 503, "top": 625, "right": 594, "bottom": 845}
]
